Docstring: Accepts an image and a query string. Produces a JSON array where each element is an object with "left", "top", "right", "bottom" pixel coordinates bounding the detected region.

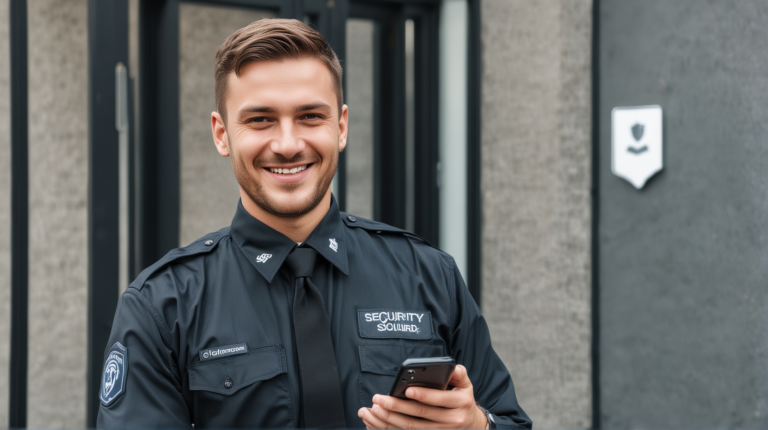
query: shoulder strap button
[
  {"left": 347, "top": 215, "right": 357, "bottom": 222},
  {"left": 204, "top": 240, "right": 213, "bottom": 246}
]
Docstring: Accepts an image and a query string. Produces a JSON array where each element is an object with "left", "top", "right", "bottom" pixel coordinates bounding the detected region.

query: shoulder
[
  {"left": 340, "top": 211, "right": 434, "bottom": 246},
  {"left": 340, "top": 211, "right": 455, "bottom": 268},
  {"left": 129, "top": 226, "right": 232, "bottom": 294}
]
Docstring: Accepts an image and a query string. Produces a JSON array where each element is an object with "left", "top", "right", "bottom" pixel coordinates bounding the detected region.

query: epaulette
[
  {"left": 131, "top": 227, "right": 230, "bottom": 288},
  {"left": 340, "top": 212, "right": 439, "bottom": 251}
]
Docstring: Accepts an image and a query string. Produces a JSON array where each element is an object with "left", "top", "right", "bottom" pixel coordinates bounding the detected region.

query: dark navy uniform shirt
[{"left": 97, "top": 196, "right": 531, "bottom": 429}]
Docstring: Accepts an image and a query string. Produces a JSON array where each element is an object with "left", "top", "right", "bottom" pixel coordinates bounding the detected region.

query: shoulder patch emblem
[{"left": 100, "top": 342, "right": 127, "bottom": 406}]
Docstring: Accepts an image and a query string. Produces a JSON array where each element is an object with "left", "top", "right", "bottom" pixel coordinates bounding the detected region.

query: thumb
[{"left": 449, "top": 364, "right": 472, "bottom": 389}]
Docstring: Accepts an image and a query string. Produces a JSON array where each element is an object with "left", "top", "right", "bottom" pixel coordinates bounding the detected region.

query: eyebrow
[
  {"left": 237, "top": 105, "right": 276, "bottom": 115},
  {"left": 236, "top": 102, "right": 332, "bottom": 117},
  {"left": 294, "top": 103, "right": 332, "bottom": 113}
]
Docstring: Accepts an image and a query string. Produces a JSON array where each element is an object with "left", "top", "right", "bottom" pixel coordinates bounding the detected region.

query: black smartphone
[{"left": 387, "top": 356, "right": 456, "bottom": 399}]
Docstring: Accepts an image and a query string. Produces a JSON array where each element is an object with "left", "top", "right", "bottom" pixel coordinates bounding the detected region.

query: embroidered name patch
[
  {"left": 100, "top": 342, "right": 127, "bottom": 406},
  {"left": 358, "top": 309, "right": 433, "bottom": 340},
  {"left": 199, "top": 343, "right": 249, "bottom": 361}
]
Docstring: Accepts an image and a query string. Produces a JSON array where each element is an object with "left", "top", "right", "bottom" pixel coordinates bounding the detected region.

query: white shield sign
[{"left": 611, "top": 105, "right": 663, "bottom": 189}]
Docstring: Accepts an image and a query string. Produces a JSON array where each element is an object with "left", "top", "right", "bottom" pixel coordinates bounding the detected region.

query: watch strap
[{"left": 476, "top": 404, "right": 496, "bottom": 430}]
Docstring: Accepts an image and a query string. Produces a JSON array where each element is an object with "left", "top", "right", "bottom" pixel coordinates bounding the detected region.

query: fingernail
[{"left": 372, "top": 394, "right": 380, "bottom": 403}]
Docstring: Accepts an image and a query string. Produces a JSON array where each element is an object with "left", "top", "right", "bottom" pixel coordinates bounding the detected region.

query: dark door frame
[
  {"left": 9, "top": 0, "right": 29, "bottom": 427},
  {"left": 8, "top": 1, "right": 481, "bottom": 425},
  {"left": 79, "top": 0, "right": 477, "bottom": 426},
  {"left": 86, "top": 1, "right": 130, "bottom": 426},
  {"left": 8, "top": 0, "right": 481, "bottom": 426}
]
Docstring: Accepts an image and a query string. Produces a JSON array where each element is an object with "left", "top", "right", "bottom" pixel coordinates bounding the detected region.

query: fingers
[
  {"left": 368, "top": 402, "right": 441, "bottom": 429},
  {"left": 358, "top": 406, "right": 395, "bottom": 429},
  {"left": 372, "top": 394, "right": 446, "bottom": 423},
  {"left": 361, "top": 365, "right": 479, "bottom": 429},
  {"left": 403, "top": 384, "right": 475, "bottom": 410}
]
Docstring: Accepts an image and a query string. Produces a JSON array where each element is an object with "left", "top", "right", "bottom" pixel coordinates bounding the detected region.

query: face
[{"left": 211, "top": 58, "right": 347, "bottom": 219}]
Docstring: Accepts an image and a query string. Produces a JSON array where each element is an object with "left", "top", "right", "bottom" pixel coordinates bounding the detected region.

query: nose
[{"left": 270, "top": 120, "right": 305, "bottom": 159}]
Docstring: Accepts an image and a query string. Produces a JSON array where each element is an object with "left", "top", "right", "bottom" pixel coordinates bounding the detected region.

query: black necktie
[{"left": 285, "top": 247, "right": 347, "bottom": 429}]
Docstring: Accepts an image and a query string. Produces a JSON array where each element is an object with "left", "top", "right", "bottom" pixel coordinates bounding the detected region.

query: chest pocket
[
  {"left": 358, "top": 344, "right": 445, "bottom": 408},
  {"left": 188, "top": 345, "right": 294, "bottom": 428}
]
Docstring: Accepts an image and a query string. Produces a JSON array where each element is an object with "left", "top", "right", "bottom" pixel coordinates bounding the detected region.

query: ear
[
  {"left": 211, "top": 111, "right": 230, "bottom": 157},
  {"left": 338, "top": 104, "right": 348, "bottom": 152}
]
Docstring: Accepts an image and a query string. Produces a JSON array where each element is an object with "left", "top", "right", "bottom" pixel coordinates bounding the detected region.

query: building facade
[{"left": 0, "top": 0, "right": 766, "bottom": 429}]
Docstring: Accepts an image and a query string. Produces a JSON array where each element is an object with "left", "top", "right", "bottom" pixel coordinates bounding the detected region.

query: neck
[{"left": 240, "top": 190, "right": 331, "bottom": 243}]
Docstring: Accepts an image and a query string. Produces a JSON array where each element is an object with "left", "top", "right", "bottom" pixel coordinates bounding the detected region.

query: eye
[
  {"left": 249, "top": 116, "right": 268, "bottom": 123},
  {"left": 302, "top": 113, "right": 322, "bottom": 120}
]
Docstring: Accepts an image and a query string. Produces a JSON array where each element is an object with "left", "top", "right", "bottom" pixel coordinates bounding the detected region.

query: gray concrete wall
[
  {"left": 178, "top": 4, "right": 274, "bottom": 246},
  {"left": 344, "top": 19, "right": 376, "bottom": 221},
  {"left": 0, "top": 0, "right": 10, "bottom": 427},
  {"left": 26, "top": 1, "right": 89, "bottom": 427},
  {"left": 481, "top": 1, "right": 593, "bottom": 429},
  {"left": 598, "top": 1, "right": 768, "bottom": 428}
]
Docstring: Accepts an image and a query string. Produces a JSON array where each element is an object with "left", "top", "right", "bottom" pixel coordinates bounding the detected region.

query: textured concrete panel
[
  {"left": 0, "top": 0, "right": 10, "bottom": 427},
  {"left": 481, "top": 1, "right": 593, "bottom": 429},
  {"left": 598, "top": 1, "right": 768, "bottom": 428},
  {"left": 345, "top": 19, "right": 375, "bottom": 220},
  {"left": 26, "top": 1, "right": 89, "bottom": 428},
  {"left": 179, "top": 4, "right": 274, "bottom": 246}
]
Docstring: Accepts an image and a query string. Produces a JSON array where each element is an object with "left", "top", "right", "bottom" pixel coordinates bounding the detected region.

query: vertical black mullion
[
  {"left": 465, "top": 0, "right": 482, "bottom": 304},
  {"left": 87, "top": 1, "right": 129, "bottom": 427},
  {"left": 9, "top": 0, "right": 28, "bottom": 427},
  {"left": 371, "top": 19, "right": 383, "bottom": 221},
  {"left": 138, "top": 0, "right": 179, "bottom": 268},
  {"left": 412, "top": 7, "right": 439, "bottom": 246},
  {"left": 378, "top": 12, "right": 406, "bottom": 228},
  {"left": 590, "top": 0, "right": 601, "bottom": 427}
]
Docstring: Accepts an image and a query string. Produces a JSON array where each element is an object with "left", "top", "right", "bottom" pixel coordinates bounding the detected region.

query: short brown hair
[{"left": 214, "top": 18, "right": 343, "bottom": 122}]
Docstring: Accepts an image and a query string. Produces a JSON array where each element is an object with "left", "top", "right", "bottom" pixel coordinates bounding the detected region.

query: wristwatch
[{"left": 476, "top": 404, "right": 496, "bottom": 430}]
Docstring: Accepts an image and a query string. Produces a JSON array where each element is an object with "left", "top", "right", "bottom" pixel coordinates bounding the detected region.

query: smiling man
[{"left": 97, "top": 19, "right": 531, "bottom": 430}]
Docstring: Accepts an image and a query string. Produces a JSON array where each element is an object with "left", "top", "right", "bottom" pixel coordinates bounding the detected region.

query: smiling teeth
[{"left": 270, "top": 165, "right": 308, "bottom": 174}]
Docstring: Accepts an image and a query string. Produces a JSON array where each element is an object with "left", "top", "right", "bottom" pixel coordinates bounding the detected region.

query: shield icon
[
  {"left": 611, "top": 106, "right": 663, "bottom": 189},
  {"left": 104, "top": 360, "right": 119, "bottom": 396}
]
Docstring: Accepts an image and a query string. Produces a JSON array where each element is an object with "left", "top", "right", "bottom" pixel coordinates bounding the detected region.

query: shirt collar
[{"left": 230, "top": 195, "right": 349, "bottom": 283}]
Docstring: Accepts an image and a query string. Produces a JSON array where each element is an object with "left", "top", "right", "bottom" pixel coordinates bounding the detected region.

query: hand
[{"left": 357, "top": 364, "right": 488, "bottom": 429}]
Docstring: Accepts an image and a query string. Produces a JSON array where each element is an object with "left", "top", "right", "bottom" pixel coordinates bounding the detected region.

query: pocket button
[{"left": 224, "top": 378, "right": 233, "bottom": 389}]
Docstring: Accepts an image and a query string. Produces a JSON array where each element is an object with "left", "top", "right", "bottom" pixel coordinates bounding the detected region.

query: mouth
[{"left": 267, "top": 164, "right": 311, "bottom": 175}]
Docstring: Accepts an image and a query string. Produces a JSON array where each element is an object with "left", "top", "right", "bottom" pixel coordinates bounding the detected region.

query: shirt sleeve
[
  {"left": 448, "top": 258, "right": 533, "bottom": 430},
  {"left": 97, "top": 289, "right": 191, "bottom": 429}
]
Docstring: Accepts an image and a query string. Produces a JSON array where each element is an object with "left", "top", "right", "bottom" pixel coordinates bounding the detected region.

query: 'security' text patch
[
  {"left": 199, "top": 343, "right": 249, "bottom": 361},
  {"left": 358, "top": 309, "right": 432, "bottom": 340}
]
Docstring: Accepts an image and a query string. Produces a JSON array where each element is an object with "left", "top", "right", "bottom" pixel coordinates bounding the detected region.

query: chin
[{"left": 248, "top": 187, "right": 329, "bottom": 219}]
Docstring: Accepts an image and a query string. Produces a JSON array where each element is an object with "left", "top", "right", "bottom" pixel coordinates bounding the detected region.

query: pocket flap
[
  {"left": 358, "top": 345, "right": 444, "bottom": 376},
  {"left": 189, "top": 345, "right": 286, "bottom": 395}
]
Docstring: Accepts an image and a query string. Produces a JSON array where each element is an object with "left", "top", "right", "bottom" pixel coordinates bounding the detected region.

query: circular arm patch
[{"left": 100, "top": 342, "right": 128, "bottom": 406}]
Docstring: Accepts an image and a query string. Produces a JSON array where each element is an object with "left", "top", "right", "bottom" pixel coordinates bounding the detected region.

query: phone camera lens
[{"left": 407, "top": 370, "right": 415, "bottom": 375}]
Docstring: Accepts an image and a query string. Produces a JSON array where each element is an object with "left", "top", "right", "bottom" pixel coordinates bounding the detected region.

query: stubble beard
[{"left": 231, "top": 144, "right": 338, "bottom": 219}]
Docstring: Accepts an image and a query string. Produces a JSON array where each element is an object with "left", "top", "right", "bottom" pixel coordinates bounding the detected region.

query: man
[{"left": 98, "top": 18, "right": 531, "bottom": 430}]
